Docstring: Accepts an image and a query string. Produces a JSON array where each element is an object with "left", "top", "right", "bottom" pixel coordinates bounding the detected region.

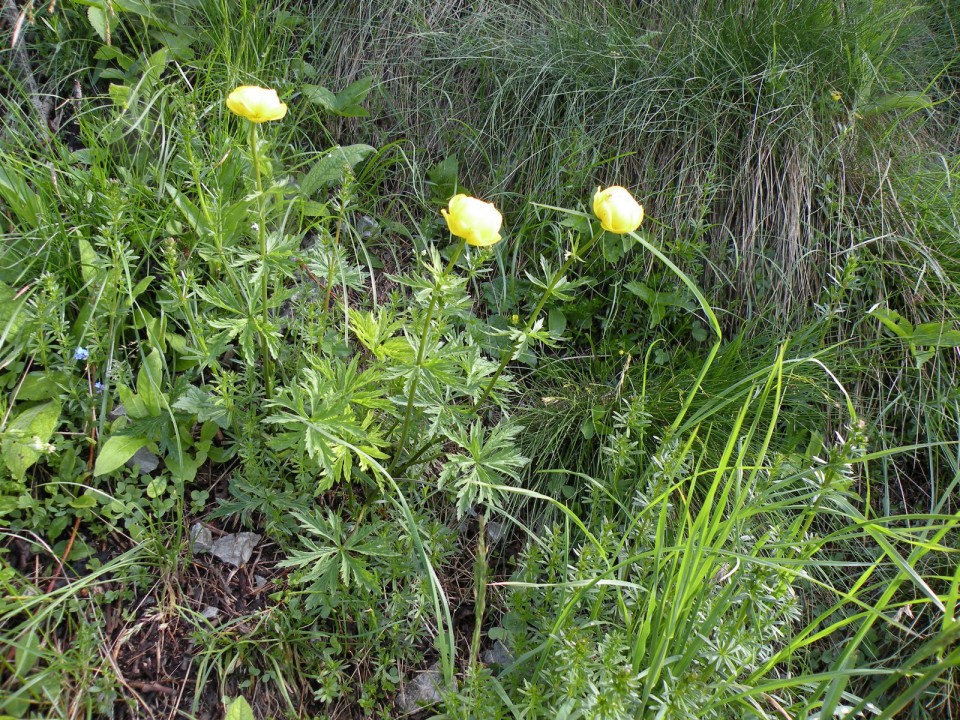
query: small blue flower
[
  {"left": 74, "top": 347, "right": 90, "bottom": 361},
  {"left": 94, "top": 381, "right": 104, "bottom": 393}
]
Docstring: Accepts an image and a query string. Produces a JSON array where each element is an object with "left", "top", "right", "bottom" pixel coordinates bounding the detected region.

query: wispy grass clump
[{"left": 301, "top": 0, "right": 948, "bottom": 323}]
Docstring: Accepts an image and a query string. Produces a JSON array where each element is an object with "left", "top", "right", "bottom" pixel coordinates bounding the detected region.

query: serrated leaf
[
  {"left": 109, "top": 83, "right": 132, "bottom": 109},
  {"left": 93, "top": 435, "right": 148, "bottom": 476},
  {"left": 1, "top": 401, "right": 61, "bottom": 480},
  {"left": 88, "top": 6, "right": 109, "bottom": 43}
]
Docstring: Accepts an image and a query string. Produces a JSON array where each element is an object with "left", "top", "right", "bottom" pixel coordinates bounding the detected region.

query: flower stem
[
  {"left": 470, "top": 512, "right": 488, "bottom": 672},
  {"left": 323, "top": 208, "right": 344, "bottom": 315},
  {"left": 396, "top": 230, "right": 603, "bottom": 477},
  {"left": 390, "top": 239, "right": 466, "bottom": 474},
  {"left": 472, "top": 229, "right": 602, "bottom": 411},
  {"left": 248, "top": 122, "right": 274, "bottom": 400}
]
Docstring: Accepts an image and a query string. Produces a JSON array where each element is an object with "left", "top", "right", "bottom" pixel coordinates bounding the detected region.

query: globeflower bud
[
  {"left": 440, "top": 194, "right": 503, "bottom": 247},
  {"left": 592, "top": 186, "right": 644, "bottom": 234},
  {"left": 226, "top": 85, "right": 288, "bottom": 123}
]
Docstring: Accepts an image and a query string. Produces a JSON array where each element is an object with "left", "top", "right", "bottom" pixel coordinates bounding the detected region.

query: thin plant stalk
[
  {"left": 471, "top": 229, "right": 602, "bottom": 411},
  {"left": 391, "top": 238, "right": 467, "bottom": 472},
  {"left": 248, "top": 122, "right": 274, "bottom": 399},
  {"left": 470, "top": 513, "right": 488, "bottom": 673}
]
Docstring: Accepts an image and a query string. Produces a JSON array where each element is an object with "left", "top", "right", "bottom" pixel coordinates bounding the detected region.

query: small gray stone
[
  {"left": 210, "top": 532, "right": 261, "bottom": 567},
  {"left": 481, "top": 640, "right": 514, "bottom": 668},
  {"left": 125, "top": 447, "right": 159, "bottom": 474},
  {"left": 397, "top": 662, "right": 453, "bottom": 713},
  {"left": 253, "top": 574, "right": 268, "bottom": 589},
  {"left": 486, "top": 520, "right": 506, "bottom": 545},
  {"left": 107, "top": 404, "right": 127, "bottom": 422},
  {"left": 357, "top": 215, "right": 378, "bottom": 239},
  {"left": 200, "top": 605, "right": 220, "bottom": 620},
  {"left": 190, "top": 523, "right": 214, "bottom": 554}
]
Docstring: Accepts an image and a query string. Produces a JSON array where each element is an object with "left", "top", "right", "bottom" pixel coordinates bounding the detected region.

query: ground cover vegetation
[{"left": 1, "top": 0, "right": 959, "bottom": 717}]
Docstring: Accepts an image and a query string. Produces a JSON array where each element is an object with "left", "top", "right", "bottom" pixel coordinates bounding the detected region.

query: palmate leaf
[
  {"left": 277, "top": 510, "right": 395, "bottom": 593},
  {"left": 265, "top": 363, "right": 390, "bottom": 489},
  {"left": 440, "top": 421, "right": 530, "bottom": 517}
]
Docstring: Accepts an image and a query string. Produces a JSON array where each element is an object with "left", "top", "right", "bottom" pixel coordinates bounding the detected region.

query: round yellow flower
[
  {"left": 593, "top": 186, "right": 644, "bottom": 235},
  {"left": 226, "top": 85, "right": 288, "bottom": 123},
  {"left": 830, "top": 90, "right": 843, "bottom": 103},
  {"left": 440, "top": 194, "right": 503, "bottom": 247}
]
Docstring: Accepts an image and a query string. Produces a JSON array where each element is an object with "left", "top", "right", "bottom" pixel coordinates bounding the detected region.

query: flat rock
[
  {"left": 125, "top": 447, "right": 160, "bottom": 474},
  {"left": 486, "top": 520, "right": 506, "bottom": 545},
  {"left": 107, "top": 404, "right": 127, "bottom": 422},
  {"left": 210, "top": 532, "right": 261, "bottom": 567},
  {"left": 481, "top": 640, "right": 514, "bottom": 668},
  {"left": 397, "top": 662, "right": 452, "bottom": 713},
  {"left": 190, "top": 523, "right": 214, "bottom": 554}
]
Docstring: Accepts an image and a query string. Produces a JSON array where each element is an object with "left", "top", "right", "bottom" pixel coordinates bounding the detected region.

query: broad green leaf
[
  {"left": 14, "top": 630, "right": 41, "bottom": 678},
  {"left": 224, "top": 696, "right": 254, "bottom": 720},
  {"left": 601, "top": 231, "right": 634, "bottom": 263},
  {"left": 16, "top": 372, "right": 65, "bottom": 401},
  {"left": 146, "top": 475, "right": 168, "bottom": 498},
  {"left": 93, "top": 435, "right": 148, "bottom": 476},
  {"left": 548, "top": 308, "right": 567, "bottom": 338},
  {"left": 69, "top": 493, "right": 98, "bottom": 509},
  {"left": 334, "top": 76, "right": 373, "bottom": 117},
  {"left": 0, "top": 281, "right": 29, "bottom": 338},
  {"left": 860, "top": 91, "right": 933, "bottom": 117},
  {"left": 165, "top": 183, "right": 209, "bottom": 237},
  {"left": 117, "top": 383, "right": 147, "bottom": 418},
  {"left": 912, "top": 322, "right": 960, "bottom": 347},
  {"left": 302, "top": 84, "right": 339, "bottom": 112},
  {"left": 1, "top": 401, "right": 61, "bottom": 480},
  {"left": 868, "top": 306, "right": 912, "bottom": 338},
  {"left": 301, "top": 145, "right": 375, "bottom": 196},
  {"left": 141, "top": 48, "right": 170, "bottom": 92},
  {"left": 78, "top": 238, "right": 99, "bottom": 286},
  {"left": 136, "top": 348, "right": 164, "bottom": 416},
  {"left": 0, "top": 165, "right": 41, "bottom": 225}
]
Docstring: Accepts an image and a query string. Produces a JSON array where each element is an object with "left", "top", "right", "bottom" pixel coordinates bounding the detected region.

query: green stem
[
  {"left": 626, "top": 229, "right": 722, "bottom": 435},
  {"left": 397, "top": 231, "right": 603, "bottom": 476},
  {"left": 472, "top": 230, "right": 602, "bottom": 411},
  {"left": 323, "top": 209, "right": 344, "bottom": 314},
  {"left": 249, "top": 122, "right": 274, "bottom": 400},
  {"left": 390, "top": 239, "right": 467, "bottom": 473},
  {"left": 470, "top": 513, "right": 488, "bottom": 674}
]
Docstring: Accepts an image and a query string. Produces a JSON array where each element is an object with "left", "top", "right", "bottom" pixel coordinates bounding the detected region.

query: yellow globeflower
[
  {"left": 226, "top": 85, "right": 288, "bottom": 123},
  {"left": 441, "top": 194, "right": 503, "bottom": 247},
  {"left": 593, "top": 186, "right": 644, "bottom": 234}
]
